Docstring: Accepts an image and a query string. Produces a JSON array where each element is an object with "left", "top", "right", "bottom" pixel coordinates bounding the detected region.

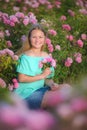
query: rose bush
[
  {"left": 0, "top": 0, "right": 87, "bottom": 130},
  {"left": 0, "top": 0, "right": 87, "bottom": 85}
]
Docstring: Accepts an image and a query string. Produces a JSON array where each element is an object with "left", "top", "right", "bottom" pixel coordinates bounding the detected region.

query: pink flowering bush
[
  {"left": 0, "top": 1, "right": 87, "bottom": 130},
  {"left": 54, "top": 77, "right": 87, "bottom": 130},
  {"left": 0, "top": 0, "right": 87, "bottom": 85},
  {"left": 0, "top": 88, "right": 55, "bottom": 130},
  {"left": 0, "top": 11, "right": 37, "bottom": 52},
  {"left": 0, "top": 76, "right": 87, "bottom": 130}
]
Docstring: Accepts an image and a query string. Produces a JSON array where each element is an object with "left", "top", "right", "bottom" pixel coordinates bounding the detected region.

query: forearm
[{"left": 18, "top": 73, "right": 45, "bottom": 83}]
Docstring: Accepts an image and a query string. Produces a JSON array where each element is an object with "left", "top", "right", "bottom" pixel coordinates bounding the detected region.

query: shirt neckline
[{"left": 23, "top": 54, "right": 44, "bottom": 58}]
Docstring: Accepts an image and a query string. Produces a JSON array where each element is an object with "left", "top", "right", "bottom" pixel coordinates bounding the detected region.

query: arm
[
  {"left": 18, "top": 73, "right": 44, "bottom": 82},
  {"left": 18, "top": 67, "right": 51, "bottom": 83}
]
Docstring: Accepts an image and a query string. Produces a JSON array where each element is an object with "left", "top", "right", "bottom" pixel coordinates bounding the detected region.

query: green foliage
[
  {"left": 0, "top": 53, "right": 18, "bottom": 85},
  {"left": 0, "top": 87, "right": 10, "bottom": 102},
  {"left": 0, "top": 0, "right": 87, "bottom": 85}
]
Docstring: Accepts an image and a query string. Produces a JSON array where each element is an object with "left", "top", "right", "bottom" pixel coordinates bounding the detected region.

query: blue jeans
[{"left": 25, "top": 86, "right": 51, "bottom": 110}]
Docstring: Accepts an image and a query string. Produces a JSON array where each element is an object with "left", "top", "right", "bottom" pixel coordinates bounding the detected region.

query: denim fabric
[{"left": 25, "top": 86, "right": 51, "bottom": 110}]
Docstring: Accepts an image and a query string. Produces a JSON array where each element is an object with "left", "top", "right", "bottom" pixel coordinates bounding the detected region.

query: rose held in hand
[{"left": 39, "top": 57, "right": 56, "bottom": 70}]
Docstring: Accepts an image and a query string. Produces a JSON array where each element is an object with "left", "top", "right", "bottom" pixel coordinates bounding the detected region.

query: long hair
[{"left": 16, "top": 23, "right": 47, "bottom": 56}]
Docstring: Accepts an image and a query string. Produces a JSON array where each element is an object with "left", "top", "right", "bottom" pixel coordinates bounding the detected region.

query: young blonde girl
[{"left": 14, "top": 23, "right": 70, "bottom": 109}]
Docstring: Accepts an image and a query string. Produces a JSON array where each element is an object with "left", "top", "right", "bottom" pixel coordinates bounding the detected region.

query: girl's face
[{"left": 30, "top": 29, "right": 46, "bottom": 50}]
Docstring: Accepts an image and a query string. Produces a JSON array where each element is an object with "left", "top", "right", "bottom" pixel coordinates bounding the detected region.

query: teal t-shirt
[{"left": 14, "top": 54, "right": 54, "bottom": 99}]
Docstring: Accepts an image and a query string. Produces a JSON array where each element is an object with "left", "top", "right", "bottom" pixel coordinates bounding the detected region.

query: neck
[
  {"left": 30, "top": 48, "right": 41, "bottom": 53},
  {"left": 28, "top": 48, "right": 42, "bottom": 56}
]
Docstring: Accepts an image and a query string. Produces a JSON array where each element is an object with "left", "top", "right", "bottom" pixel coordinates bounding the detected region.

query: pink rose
[
  {"left": 66, "top": 35, "right": 73, "bottom": 41},
  {"left": 60, "top": 15, "right": 67, "bottom": 21},
  {"left": 77, "top": 39, "right": 83, "bottom": 48},
  {"left": 75, "top": 56, "right": 82, "bottom": 63},
  {"left": 62, "top": 24, "right": 71, "bottom": 31},
  {"left": 81, "top": 34, "right": 87, "bottom": 40},
  {"left": 65, "top": 57, "right": 73, "bottom": 67},
  {"left": 48, "top": 29, "right": 57, "bottom": 36},
  {"left": 55, "top": 45, "right": 61, "bottom": 50}
]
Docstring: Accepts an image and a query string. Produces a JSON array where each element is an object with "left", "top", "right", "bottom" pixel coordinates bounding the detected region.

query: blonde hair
[
  {"left": 16, "top": 23, "right": 47, "bottom": 56},
  {"left": 15, "top": 38, "right": 30, "bottom": 56}
]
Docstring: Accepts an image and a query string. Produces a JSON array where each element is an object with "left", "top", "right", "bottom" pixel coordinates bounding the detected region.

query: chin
[{"left": 34, "top": 46, "right": 42, "bottom": 49}]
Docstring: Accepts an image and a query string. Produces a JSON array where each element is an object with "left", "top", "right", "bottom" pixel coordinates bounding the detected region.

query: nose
[{"left": 35, "top": 37, "right": 39, "bottom": 42}]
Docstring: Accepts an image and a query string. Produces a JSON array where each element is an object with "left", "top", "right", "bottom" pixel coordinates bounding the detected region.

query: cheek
[
  {"left": 30, "top": 39, "right": 35, "bottom": 43},
  {"left": 42, "top": 38, "right": 45, "bottom": 43}
]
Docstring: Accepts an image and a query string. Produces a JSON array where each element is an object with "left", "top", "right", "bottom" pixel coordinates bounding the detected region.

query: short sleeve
[{"left": 16, "top": 55, "right": 35, "bottom": 76}]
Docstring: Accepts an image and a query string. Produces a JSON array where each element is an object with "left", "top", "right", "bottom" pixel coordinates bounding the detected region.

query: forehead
[{"left": 31, "top": 29, "right": 45, "bottom": 36}]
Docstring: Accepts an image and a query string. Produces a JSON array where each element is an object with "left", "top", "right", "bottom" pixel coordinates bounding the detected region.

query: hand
[
  {"left": 50, "top": 82, "right": 60, "bottom": 91},
  {"left": 42, "top": 67, "right": 51, "bottom": 79}
]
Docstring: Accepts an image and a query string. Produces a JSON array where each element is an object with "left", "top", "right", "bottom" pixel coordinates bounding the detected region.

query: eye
[
  {"left": 39, "top": 36, "right": 44, "bottom": 38},
  {"left": 31, "top": 36, "right": 36, "bottom": 38}
]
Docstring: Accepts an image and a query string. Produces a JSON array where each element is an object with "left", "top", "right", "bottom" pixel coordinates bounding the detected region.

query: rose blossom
[
  {"left": 74, "top": 52, "right": 82, "bottom": 63},
  {"left": 60, "top": 15, "right": 67, "bottom": 21},
  {"left": 62, "top": 24, "right": 71, "bottom": 31},
  {"left": 48, "top": 29, "right": 57, "bottom": 36},
  {"left": 81, "top": 33, "right": 87, "bottom": 40},
  {"left": 68, "top": 9, "right": 75, "bottom": 16},
  {"left": 77, "top": 39, "right": 84, "bottom": 48},
  {"left": 55, "top": 45, "right": 61, "bottom": 50},
  {"left": 66, "top": 35, "right": 74, "bottom": 41},
  {"left": 75, "top": 56, "right": 82, "bottom": 63},
  {"left": 65, "top": 57, "right": 73, "bottom": 67},
  {"left": 6, "top": 40, "right": 12, "bottom": 47}
]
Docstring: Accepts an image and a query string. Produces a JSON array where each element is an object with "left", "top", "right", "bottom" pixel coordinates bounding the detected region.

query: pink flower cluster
[
  {"left": 74, "top": 52, "right": 82, "bottom": 63},
  {"left": 0, "top": 11, "right": 37, "bottom": 27},
  {"left": 6, "top": 40, "right": 12, "bottom": 47},
  {"left": 46, "top": 38, "right": 54, "bottom": 52},
  {"left": 0, "top": 95, "right": 54, "bottom": 130},
  {"left": 56, "top": 96, "right": 87, "bottom": 128},
  {"left": 81, "top": 33, "right": 87, "bottom": 40},
  {"left": 56, "top": 81, "right": 87, "bottom": 126},
  {"left": 39, "top": 57, "right": 56, "bottom": 69},
  {"left": 0, "top": 78, "right": 6, "bottom": 88},
  {"left": 0, "top": 31, "right": 4, "bottom": 38},
  {"left": 55, "top": 45, "right": 61, "bottom": 51},
  {"left": 66, "top": 35, "right": 74, "bottom": 41},
  {"left": 55, "top": 1, "right": 61, "bottom": 8},
  {"left": 76, "top": 39, "right": 84, "bottom": 48},
  {"left": 0, "top": 30, "right": 10, "bottom": 39},
  {"left": 62, "top": 24, "right": 71, "bottom": 31},
  {"left": 65, "top": 57, "right": 73, "bottom": 67},
  {"left": 5, "top": 30, "right": 10, "bottom": 36},
  {"left": 8, "top": 78, "right": 18, "bottom": 91},
  {"left": 14, "top": 0, "right": 62, "bottom": 9},
  {"left": 64, "top": 52, "right": 82, "bottom": 67},
  {"left": 48, "top": 29, "right": 57, "bottom": 36},
  {"left": 0, "top": 48, "right": 18, "bottom": 60},
  {"left": 79, "top": 8, "right": 87, "bottom": 15},
  {"left": 68, "top": 9, "right": 75, "bottom": 16},
  {"left": 12, "top": 78, "right": 18, "bottom": 88},
  {"left": 76, "top": 0, "right": 87, "bottom": 15},
  {"left": 60, "top": 15, "right": 67, "bottom": 21}
]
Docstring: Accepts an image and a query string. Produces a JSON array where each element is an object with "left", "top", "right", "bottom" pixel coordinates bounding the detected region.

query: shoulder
[
  {"left": 18, "top": 54, "right": 29, "bottom": 62},
  {"left": 41, "top": 51, "right": 49, "bottom": 57}
]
